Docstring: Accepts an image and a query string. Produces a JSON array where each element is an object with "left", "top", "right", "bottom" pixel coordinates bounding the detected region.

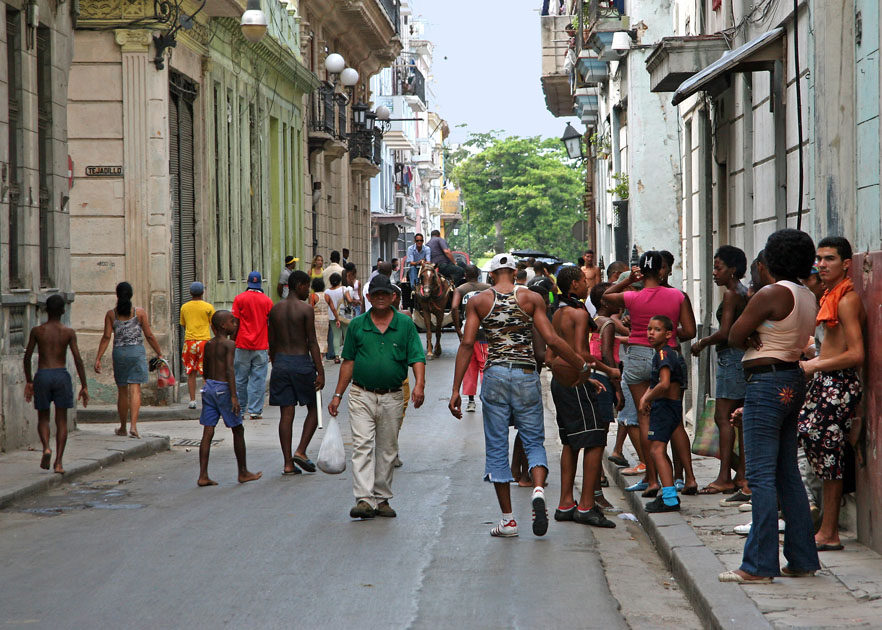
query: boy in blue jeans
[
  {"left": 197, "top": 310, "right": 262, "bottom": 487},
  {"left": 639, "top": 315, "right": 692, "bottom": 512}
]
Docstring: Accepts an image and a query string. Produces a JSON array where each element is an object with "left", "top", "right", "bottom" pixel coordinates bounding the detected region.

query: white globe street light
[
  {"left": 325, "top": 53, "right": 346, "bottom": 74},
  {"left": 240, "top": 0, "right": 268, "bottom": 43},
  {"left": 375, "top": 105, "right": 391, "bottom": 121},
  {"left": 340, "top": 67, "right": 359, "bottom": 87}
]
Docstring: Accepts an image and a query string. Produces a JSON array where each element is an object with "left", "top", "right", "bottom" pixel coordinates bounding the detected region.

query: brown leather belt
[{"left": 353, "top": 382, "right": 402, "bottom": 395}]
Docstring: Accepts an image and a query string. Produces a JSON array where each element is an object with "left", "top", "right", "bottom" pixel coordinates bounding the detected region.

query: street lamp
[
  {"left": 365, "top": 110, "right": 376, "bottom": 132},
  {"left": 352, "top": 102, "right": 368, "bottom": 128},
  {"left": 325, "top": 53, "right": 346, "bottom": 74},
  {"left": 340, "top": 67, "right": 359, "bottom": 87},
  {"left": 561, "top": 123, "right": 584, "bottom": 160},
  {"left": 240, "top": 0, "right": 268, "bottom": 43}
]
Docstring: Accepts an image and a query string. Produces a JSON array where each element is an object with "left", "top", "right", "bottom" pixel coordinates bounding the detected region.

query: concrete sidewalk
[
  {"left": 0, "top": 430, "right": 169, "bottom": 509},
  {"left": 604, "top": 433, "right": 882, "bottom": 629},
  {"left": 77, "top": 403, "right": 199, "bottom": 423}
]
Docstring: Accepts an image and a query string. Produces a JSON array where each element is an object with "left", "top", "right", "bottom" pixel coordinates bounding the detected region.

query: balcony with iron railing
[
  {"left": 308, "top": 83, "right": 349, "bottom": 159},
  {"left": 579, "top": 0, "right": 629, "bottom": 60}
]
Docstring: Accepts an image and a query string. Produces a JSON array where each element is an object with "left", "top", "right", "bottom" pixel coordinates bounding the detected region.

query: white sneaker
[
  {"left": 188, "top": 401, "right": 197, "bottom": 409},
  {"left": 734, "top": 519, "right": 786, "bottom": 536},
  {"left": 738, "top": 502, "right": 752, "bottom": 512},
  {"left": 490, "top": 518, "right": 518, "bottom": 537},
  {"left": 465, "top": 400, "right": 476, "bottom": 413}
]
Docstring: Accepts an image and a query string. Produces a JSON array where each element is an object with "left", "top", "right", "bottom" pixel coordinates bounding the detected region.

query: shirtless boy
[
  {"left": 581, "top": 249, "right": 601, "bottom": 289},
  {"left": 24, "top": 295, "right": 89, "bottom": 473},
  {"left": 269, "top": 270, "right": 325, "bottom": 475},
  {"left": 197, "top": 310, "right": 262, "bottom": 486},
  {"left": 798, "top": 237, "right": 865, "bottom": 551}
]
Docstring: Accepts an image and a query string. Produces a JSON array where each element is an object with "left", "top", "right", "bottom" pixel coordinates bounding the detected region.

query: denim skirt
[
  {"left": 112, "top": 344, "right": 149, "bottom": 386},
  {"left": 715, "top": 347, "right": 746, "bottom": 400},
  {"left": 622, "top": 344, "right": 654, "bottom": 385}
]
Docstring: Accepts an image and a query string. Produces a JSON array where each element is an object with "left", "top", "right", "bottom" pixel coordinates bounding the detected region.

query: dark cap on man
[
  {"left": 190, "top": 281, "right": 204, "bottom": 295},
  {"left": 368, "top": 275, "right": 396, "bottom": 295},
  {"left": 247, "top": 271, "right": 263, "bottom": 290},
  {"left": 284, "top": 255, "right": 298, "bottom": 266}
]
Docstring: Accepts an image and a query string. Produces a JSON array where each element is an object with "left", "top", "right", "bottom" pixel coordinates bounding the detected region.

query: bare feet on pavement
[
  {"left": 238, "top": 471, "right": 262, "bottom": 484},
  {"left": 197, "top": 477, "right": 219, "bottom": 487}
]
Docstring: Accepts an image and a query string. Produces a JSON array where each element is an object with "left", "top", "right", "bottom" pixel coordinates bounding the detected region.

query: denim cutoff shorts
[
  {"left": 716, "top": 347, "right": 746, "bottom": 400},
  {"left": 622, "top": 344, "right": 654, "bottom": 385}
]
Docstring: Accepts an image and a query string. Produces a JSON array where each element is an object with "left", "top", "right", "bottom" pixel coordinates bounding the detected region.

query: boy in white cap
[{"left": 180, "top": 281, "right": 215, "bottom": 408}]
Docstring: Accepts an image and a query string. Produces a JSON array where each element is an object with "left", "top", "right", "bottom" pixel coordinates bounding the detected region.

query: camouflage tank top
[{"left": 482, "top": 287, "right": 535, "bottom": 368}]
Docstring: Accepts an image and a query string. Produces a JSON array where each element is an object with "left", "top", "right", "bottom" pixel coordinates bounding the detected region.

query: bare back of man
[
  {"left": 32, "top": 322, "right": 76, "bottom": 370},
  {"left": 582, "top": 264, "right": 600, "bottom": 289},
  {"left": 269, "top": 291, "right": 325, "bottom": 475},
  {"left": 203, "top": 335, "right": 235, "bottom": 383}
]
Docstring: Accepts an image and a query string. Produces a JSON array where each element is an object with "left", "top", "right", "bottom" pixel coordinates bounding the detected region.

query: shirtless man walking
[
  {"left": 449, "top": 253, "right": 593, "bottom": 538},
  {"left": 581, "top": 249, "right": 601, "bottom": 290},
  {"left": 269, "top": 270, "right": 325, "bottom": 475},
  {"left": 798, "top": 237, "right": 865, "bottom": 552}
]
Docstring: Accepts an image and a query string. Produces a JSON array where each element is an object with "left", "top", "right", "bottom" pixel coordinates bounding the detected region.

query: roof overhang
[
  {"left": 645, "top": 35, "right": 730, "bottom": 92},
  {"left": 671, "top": 28, "right": 785, "bottom": 106}
]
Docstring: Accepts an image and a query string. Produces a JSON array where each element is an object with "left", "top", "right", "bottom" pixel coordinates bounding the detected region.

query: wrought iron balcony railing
[
  {"left": 378, "top": 0, "right": 400, "bottom": 34},
  {"left": 309, "top": 82, "right": 336, "bottom": 136}
]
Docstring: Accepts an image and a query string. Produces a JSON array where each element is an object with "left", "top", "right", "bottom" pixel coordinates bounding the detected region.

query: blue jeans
[
  {"left": 740, "top": 368, "right": 820, "bottom": 577},
  {"left": 234, "top": 349, "right": 269, "bottom": 415},
  {"left": 480, "top": 364, "right": 547, "bottom": 482},
  {"left": 407, "top": 265, "right": 419, "bottom": 287}
]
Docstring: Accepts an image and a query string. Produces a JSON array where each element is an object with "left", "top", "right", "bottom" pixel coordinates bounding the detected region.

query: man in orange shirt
[{"left": 233, "top": 271, "right": 275, "bottom": 420}]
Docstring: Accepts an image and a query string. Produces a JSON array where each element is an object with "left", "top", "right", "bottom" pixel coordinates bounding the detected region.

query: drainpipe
[{"left": 312, "top": 180, "right": 321, "bottom": 258}]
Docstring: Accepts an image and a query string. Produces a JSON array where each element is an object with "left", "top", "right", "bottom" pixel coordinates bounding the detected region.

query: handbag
[{"left": 691, "top": 397, "right": 719, "bottom": 457}]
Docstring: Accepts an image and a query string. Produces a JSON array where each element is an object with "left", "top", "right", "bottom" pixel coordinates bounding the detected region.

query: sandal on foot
[
  {"left": 699, "top": 483, "right": 736, "bottom": 495},
  {"left": 781, "top": 565, "right": 816, "bottom": 577},
  {"left": 816, "top": 543, "right": 844, "bottom": 551},
  {"left": 641, "top": 487, "right": 659, "bottom": 498},
  {"left": 40, "top": 451, "right": 52, "bottom": 470},
  {"left": 281, "top": 466, "right": 303, "bottom": 476},
  {"left": 680, "top": 485, "right": 699, "bottom": 496},
  {"left": 292, "top": 455, "right": 316, "bottom": 473},
  {"left": 607, "top": 454, "right": 630, "bottom": 467},
  {"left": 625, "top": 481, "right": 648, "bottom": 492},
  {"left": 719, "top": 570, "right": 772, "bottom": 584}
]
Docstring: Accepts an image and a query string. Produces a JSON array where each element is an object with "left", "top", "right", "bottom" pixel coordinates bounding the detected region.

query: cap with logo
[
  {"left": 189, "top": 281, "right": 204, "bottom": 295},
  {"left": 247, "top": 271, "right": 263, "bottom": 290},
  {"left": 489, "top": 253, "right": 517, "bottom": 272},
  {"left": 368, "top": 275, "right": 397, "bottom": 295},
  {"left": 284, "top": 255, "right": 299, "bottom": 265}
]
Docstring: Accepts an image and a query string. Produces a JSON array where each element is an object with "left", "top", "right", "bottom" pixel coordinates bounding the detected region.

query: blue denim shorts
[
  {"left": 715, "top": 347, "right": 746, "bottom": 400},
  {"left": 622, "top": 344, "right": 654, "bottom": 385},
  {"left": 200, "top": 379, "right": 243, "bottom": 428},
  {"left": 480, "top": 364, "right": 547, "bottom": 482},
  {"left": 648, "top": 398, "right": 682, "bottom": 443},
  {"left": 33, "top": 368, "right": 74, "bottom": 410},
  {"left": 617, "top": 365, "right": 639, "bottom": 426}
]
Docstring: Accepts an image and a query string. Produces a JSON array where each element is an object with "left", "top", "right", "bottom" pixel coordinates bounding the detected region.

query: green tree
[{"left": 450, "top": 133, "right": 586, "bottom": 261}]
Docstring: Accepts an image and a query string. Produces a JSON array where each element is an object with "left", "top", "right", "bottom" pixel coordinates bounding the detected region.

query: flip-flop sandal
[
  {"left": 607, "top": 454, "right": 630, "bottom": 467},
  {"left": 681, "top": 486, "right": 699, "bottom": 495},
  {"left": 281, "top": 467, "right": 302, "bottom": 476},
  {"left": 699, "top": 483, "right": 735, "bottom": 495},
  {"left": 600, "top": 476, "right": 609, "bottom": 488},
  {"left": 642, "top": 487, "right": 659, "bottom": 498},
  {"left": 40, "top": 451, "right": 52, "bottom": 470},
  {"left": 292, "top": 455, "right": 316, "bottom": 473},
  {"left": 816, "top": 543, "right": 844, "bottom": 551}
]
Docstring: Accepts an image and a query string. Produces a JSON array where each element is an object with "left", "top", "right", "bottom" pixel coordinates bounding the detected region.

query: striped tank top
[{"left": 482, "top": 287, "right": 535, "bottom": 368}]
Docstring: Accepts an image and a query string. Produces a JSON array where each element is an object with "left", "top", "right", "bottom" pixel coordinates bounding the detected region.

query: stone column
[{"left": 115, "top": 30, "right": 151, "bottom": 308}]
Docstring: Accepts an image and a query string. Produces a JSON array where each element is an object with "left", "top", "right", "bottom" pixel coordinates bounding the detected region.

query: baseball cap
[
  {"left": 368, "top": 275, "right": 397, "bottom": 295},
  {"left": 284, "top": 255, "right": 299, "bottom": 265},
  {"left": 489, "top": 253, "right": 517, "bottom": 272},
  {"left": 247, "top": 271, "right": 263, "bottom": 289},
  {"left": 189, "top": 281, "right": 204, "bottom": 295}
]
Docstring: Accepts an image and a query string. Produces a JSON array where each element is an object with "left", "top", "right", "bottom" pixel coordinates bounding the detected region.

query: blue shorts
[
  {"left": 591, "top": 372, "right": 616, "bottom": 424},
  {"left": 200, "top": 379, "right": 243, "bottom": 428},
  {"left": 648, "top": 398, "right": 683, "bottom": 443},
  {"left": 715, "top": 347, "right": 747, "bottom": 400},
  {"left": 269, "top": 354, "right": 316, "bottom": 407},
  {"left": 33, "top": 368, "right": 74, "bottom": 411},
  {"left": 622, "top": 344, "right": 654, "bottom": 385}
]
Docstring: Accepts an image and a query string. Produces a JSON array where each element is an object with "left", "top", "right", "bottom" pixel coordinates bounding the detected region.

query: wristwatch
[
  {"left": 333, "top": 393, "right": 343, "bottom": 399},
  {"left": 579, "top": 361, "right": 590, "bottom": 374}
]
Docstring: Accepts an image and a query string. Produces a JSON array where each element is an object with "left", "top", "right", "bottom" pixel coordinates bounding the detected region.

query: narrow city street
[{"left": 1, "top": 335, "right": 699, "bottom": 630}]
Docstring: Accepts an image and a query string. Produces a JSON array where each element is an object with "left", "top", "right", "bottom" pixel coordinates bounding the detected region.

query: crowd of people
[{"left": 22, "top": 229, "right": 867, "bottom": 583}]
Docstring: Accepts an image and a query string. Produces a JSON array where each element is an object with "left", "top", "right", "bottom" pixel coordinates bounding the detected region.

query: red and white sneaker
[{"left": 490, "top": 518, "right": 518, "bottom": 537}]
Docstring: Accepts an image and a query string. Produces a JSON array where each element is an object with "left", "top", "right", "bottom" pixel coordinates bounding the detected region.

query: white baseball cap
[{"left": 489, "top": 253, "right": 517, "bottom": 272}]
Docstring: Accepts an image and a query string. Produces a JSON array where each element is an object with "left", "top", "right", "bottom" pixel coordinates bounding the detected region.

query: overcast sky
[{"left": 415, "top": 0, "right": 577, "bottom": 144}]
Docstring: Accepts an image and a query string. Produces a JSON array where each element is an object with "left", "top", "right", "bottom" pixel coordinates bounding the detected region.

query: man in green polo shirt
[{"left": 328, "top": 275, "right": 426, "bottom": 519}]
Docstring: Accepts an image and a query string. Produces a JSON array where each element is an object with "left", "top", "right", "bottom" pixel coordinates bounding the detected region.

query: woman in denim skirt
[
  {"left": 721, "top": 229, "right": 820, "bottom": 584},
  {"left": 691, "top": 246, "right": 749, "bottom": 497},
  {"left": 94, "top": 282, "right": 163, "bottom": 438}
]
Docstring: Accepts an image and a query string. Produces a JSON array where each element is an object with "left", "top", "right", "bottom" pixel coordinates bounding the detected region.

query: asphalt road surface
[{"left": 1, "top": 335, "right": 700, "bottom": 630}]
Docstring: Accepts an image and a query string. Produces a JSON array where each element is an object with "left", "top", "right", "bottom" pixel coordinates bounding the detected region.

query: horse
[{"left": 413, "top": 261, "right": 451, "bottom": 359}]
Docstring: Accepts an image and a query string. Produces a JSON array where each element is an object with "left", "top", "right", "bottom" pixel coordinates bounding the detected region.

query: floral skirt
[{"left": 797, "top": 368, "right": 861, "bottom": 480}]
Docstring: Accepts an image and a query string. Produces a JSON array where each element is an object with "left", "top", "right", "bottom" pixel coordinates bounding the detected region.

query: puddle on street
[{"left": 8, "top": 479, "right": 145, "bottom": 517}]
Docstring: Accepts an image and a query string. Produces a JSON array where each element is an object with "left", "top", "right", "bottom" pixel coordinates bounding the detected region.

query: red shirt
[
  {"left": 623, "top": 286, "right": 685, "bottom": 348},
  {"left": 232, "top": 289, "right": 274, "bottom": 350}
]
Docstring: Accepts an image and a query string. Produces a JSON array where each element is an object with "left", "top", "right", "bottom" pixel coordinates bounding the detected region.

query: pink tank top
[
  {"left": 623, "top": 286, "right": 685, "bottom": 348},
  {"left": 589, "top": 320, "right": 620, "bottom": 363},
  {"left": 743, "top": 281, "right": 818, "bottom": 363}
]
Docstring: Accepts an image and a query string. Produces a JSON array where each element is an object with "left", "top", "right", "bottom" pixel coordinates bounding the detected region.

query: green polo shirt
[{"left": 342, "top": 309, "right": 426, "bottom": 390}]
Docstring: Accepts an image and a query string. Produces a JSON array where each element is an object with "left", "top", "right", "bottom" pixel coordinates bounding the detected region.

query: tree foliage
[{"left": 448, "top": 132, "right": 587, "bottom": 261}]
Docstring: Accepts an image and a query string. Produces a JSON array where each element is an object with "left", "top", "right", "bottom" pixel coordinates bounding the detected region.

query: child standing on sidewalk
[
  {"left": 639, "top": 315, "right": 695, "bottom": 512},
  {"left": 179, "top": 281, "right": 215, "bottom": 409},
  {"left": 197, "top": 310, "right": 262, "bottom": 487},
  {"left": 23, "top": 295, "right": 89, "bottom": 474}
]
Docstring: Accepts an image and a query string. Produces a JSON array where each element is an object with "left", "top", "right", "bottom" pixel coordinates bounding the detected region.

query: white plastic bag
[{"left": 317, "top": 417, "right": 346, "bottom": 474}]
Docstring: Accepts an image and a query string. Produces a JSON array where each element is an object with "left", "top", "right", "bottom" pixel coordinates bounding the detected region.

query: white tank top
[{"left": 743, "top": 280, "right": 818, "bottom": 363}]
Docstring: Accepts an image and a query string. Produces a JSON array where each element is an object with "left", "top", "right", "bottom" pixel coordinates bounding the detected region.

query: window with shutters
[
  {"left": 6, "top": 10, "right": 22, "bottom": 287},
  {"left": 36, "top": 26, "right": 52, "bottom": 287},
  {"left": 169, "top": 72, "right": 198, "bottom": 371}
]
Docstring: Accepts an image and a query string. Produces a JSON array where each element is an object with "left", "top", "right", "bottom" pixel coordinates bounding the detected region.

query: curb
[
  {"left": 77, "top": 406, "right": 199, "bottom": 423},
  {"left": 0, "top": 434, "right": 170, "bottom": 509},
  {"left": 603, "top": 456, "right": 772, "bottom": 630}
]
